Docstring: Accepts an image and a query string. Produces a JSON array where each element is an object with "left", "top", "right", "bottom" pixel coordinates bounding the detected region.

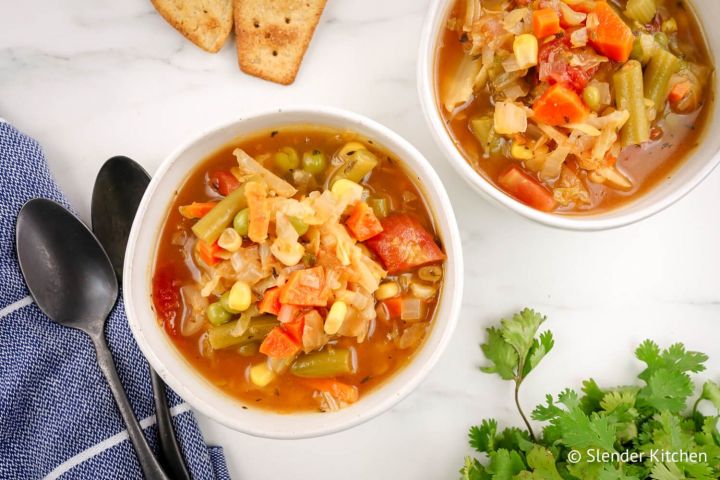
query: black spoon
[
  {"left": 92, "top": 156, "right": 190, "bottom": 480},
  {"left": 16, "top": 198, "right": 170, "bottom": 480}
]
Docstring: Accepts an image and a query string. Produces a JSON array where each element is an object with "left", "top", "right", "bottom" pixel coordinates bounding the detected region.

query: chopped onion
[
  {"left": 179, "top": 285, "right": 208, "bottom": 337},
  {"left": 278, "top": 304, "right": 298, "bottom": 324},
  {"left": 494, "top": 101, "right": 528, "bottom": 135},
  {"left": 559, "top": 2, "right": 586, "bottom": 26},
  {"left": 397, "top": 324, "right": 427, "bottom": 349},
  {"left": 400, "top": 298, "right": 424, "bottom": 322}
]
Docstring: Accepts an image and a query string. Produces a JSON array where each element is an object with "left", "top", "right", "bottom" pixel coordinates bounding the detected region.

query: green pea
[
  {"left": 582, "top": 85, "right": 601, "bottom": 111},
  {"left": 207, "top": 302, "right": 232, "bottom": 326},
  {"left": 274, "top": 146, "right": 299, "bottom": 172},
  {"left": 302, "top": 149, "right": 327, "bottom": 175},
  {"left": 220, "top": 292, "right": 241, "bottom": 314},
  {"left": 233, "top": 208, "right": 249, "bottom": 236},
  {"left": 289, "top": 216, "right": 309, "bottom": 236}
]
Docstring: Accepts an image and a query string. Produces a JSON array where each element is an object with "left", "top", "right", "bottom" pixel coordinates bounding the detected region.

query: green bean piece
[
  {"left": 220, "top": 292, "right": 241, "bottom": 314},
  {"left": 289, "top": 216, "right": 309, "bottom": 235},
  {"left": 290, "top": 348, "right": 356, "bottom": 378},
  {"left": 208, "top": 315, "right": 279, "bottom": 350},
  {"left": 582, "top": 85, "right": 601, "bottom": 112},
  {"left": 614, "top": 60, "right": 650, "bottom": 146},
  {"left": 233, "top": 208, "right": 250, "bottom": 236},
  {"left": 274, "top": 147, "right": 300, "bottom": 173},
  {"left": 644, "top": 47, "right": 681, "bottom": 115},
  {"left": 192, "top": 185, "right": 248, "bottom": 244},
  {"left": 302, "top": 149, "right": 327, "bottom": 175},
  {"left": 237, "top": 343, "right": 259, "bottom": 357},
  {"left": 331, "top": 149, "right": 378, "bottom": 184},
  {"left": 368, "top": 197, "right": 389, "bottom": 219},
  {"left": 207, "top": 302, "right": 232, "bottom": 326},
  {"left": 624, "top": 0, "right": 656, "bottom": 24}
]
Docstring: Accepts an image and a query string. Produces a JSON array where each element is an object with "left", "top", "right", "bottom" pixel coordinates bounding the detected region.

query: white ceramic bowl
[
  {"left": 124, "top": 106, "right": 463, "bottom": 439},
  {"left": 418, "top": 0, "right": 720, "bottom": 231}
]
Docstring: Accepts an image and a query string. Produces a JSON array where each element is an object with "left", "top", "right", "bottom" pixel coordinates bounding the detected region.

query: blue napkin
[{"left": 0, "top": 121, "right": 230, "bottom": 479}]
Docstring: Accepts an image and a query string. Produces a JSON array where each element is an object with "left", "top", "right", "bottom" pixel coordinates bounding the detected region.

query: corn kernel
[
  {"left": 513, "top": 34, "right": 539, "bottom": 69},
  {"left": 249, "top": 362, "right": 276, "bottom": 387},
  {"left": 375, "top": 282, "right": 400, "bottom": 300},
  {"left": 511, "top": 142, "right": 534, "bottom": 160},
  {"left": 228, "top": 281, "right": 252, "bottom": 312},
  {"left": 324, "top": 301, "right": 348, "bottom": 335},
  {"left": 338, "top": 141, "right": 366, "bottom": 156},
  {"left": 217, "top": 228, "right": 242, "bottom": 252},
  {"left": 331, "top": 178, "right": 363, "bottom": 200}
]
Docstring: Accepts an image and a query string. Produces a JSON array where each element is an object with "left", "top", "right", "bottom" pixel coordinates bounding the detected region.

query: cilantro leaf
[
  {"left": 469, "top": 419, "right": 497, "bottom": 454},
  {"left": 486, "top": 449, "right": 526, "bottom": 479},
  {"left": 637, "top": 369, "right": 694, "bottom": 413},
  {"left": 481, "top": 327, "right": 518, "bottom": 381},
  {"left": 700, "top": 380, "right": 720, "bottom": 411},
  {"left": 459, "top": 456, "right": 488, "bottom": 480},
  {"left": 500, "top": 309, "right": 546, "bottom": 375},
  {"left": 514, "top": 446, "right": 563, "bottom": 480},
  {"left": 580, "top": 378, "right": 605, "bottom": 413},
  {"left": 523, "top": 330, "right": 554, "bottom": 377}
]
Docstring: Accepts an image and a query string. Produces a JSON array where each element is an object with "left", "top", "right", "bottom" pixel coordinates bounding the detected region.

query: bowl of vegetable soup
[
  {"left": 123, "top": 107, "right": 463, "bottom": 438},
  {"left": 419, "top": 0, "right": 718, "bottom": 230}
]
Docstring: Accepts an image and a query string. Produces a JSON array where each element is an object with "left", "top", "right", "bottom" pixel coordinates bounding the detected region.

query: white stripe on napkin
[
  {"left": 44, "top": 403, "right": 192, "bottom": 480},
  {"left": 0, "top": 296, "right": 33, "bottom": 319}
]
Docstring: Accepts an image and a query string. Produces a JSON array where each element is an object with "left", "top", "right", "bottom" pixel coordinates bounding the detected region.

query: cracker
[
  {"left": 152, "top": 0, "right": 233, "bottom": 53},
  {"left": 233, "top": 0, "right": 328, "bottom": 85}
]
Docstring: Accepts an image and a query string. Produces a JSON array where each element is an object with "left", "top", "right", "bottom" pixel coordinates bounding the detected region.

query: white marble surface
[{"left": 2, "top": 1, "right": 720, "bottom": 478}]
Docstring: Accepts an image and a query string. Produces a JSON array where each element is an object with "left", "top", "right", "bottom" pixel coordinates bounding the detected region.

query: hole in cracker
[
  {"left": 272, "top": 50, "right": 278, "bottom": 56},
  {"left": 253, "top": 20, "right": 260, "bottom": 28},
  {"left": 285, "top": 17, "right": 291, "bottom": 24}
]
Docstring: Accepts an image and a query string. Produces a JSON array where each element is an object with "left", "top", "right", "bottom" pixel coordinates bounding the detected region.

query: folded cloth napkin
[{"left": 0, "top": 121, "right": 230, "bottom": 479}]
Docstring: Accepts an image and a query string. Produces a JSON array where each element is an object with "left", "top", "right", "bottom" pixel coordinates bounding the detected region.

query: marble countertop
[{"left": 3, "top": 0, "right": 720, "bottom": 478}]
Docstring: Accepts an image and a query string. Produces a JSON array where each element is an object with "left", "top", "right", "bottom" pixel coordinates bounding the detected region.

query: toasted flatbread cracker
[
  {"left": 152, "top": 0, "right": 233, "bottom": 53},
  {"left": 233, "top": 0, "right": 327, "bottom": 85}
]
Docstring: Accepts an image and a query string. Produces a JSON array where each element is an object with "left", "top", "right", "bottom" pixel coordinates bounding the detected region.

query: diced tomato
[
  {"left": 196, "top": 240, "right": 223, "bottom": 266},
  {"left": 382, "top": 297, "right": 404, "bottom": 319},
  {"left": 259, "top": 327, "right": 301, "bottom": 358},
  {"left": 497, "top": 165, "right": 557, "bottom": 212},
  {"left": 283, "top": 317, "right": 305, "bottom": 344},
  {"left": 303, "top": 379, "right": 359, "bottom": 404},
  {"left": 538, "top": 37, "right": 599, "bottom": 91},
  {"left": 209, "top": 170, "right": 241, "bottom": 196},
  {"left": 152, "top": 264, "right": 180, "bottom": 337},
  {"left": 278, "top": 304, "right": 299, "bottom": 324},
  {"left": 279, "top": 266, "right": 329, "bottom": 307},
  {"left": 178, "top": 202, "right": 217, "bottom": 219},
  {"left": 258, "top": 287, "right": 282, "bottom": 315},
  {"left": 346, "top": 201, "right": 383, "bottom": 241},
  {"left": 365, "top": 215, "right": 445, "bottom": 274}
]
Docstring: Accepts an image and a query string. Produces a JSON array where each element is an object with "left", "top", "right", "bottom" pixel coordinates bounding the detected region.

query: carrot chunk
[
  {"left": 669, "top": 80, "right": 691, "bottom": 104},
  {"left": 196, "top": 240, "right": 223, "bottom": 266},
  {"left": 258, "top": 287, "right": 282, "bottom": 315},
  {"left": 588, "top": 1, "right": 634, "bottom": 62},
  {"left": 179, "top": 202, "right": 218, "bottom": 219},
  {"left": 382, "top": 297, "right": 404, "bottom": 319},
  {"left": 532, "top": 83, "right": 588, "bottom": 126},
  {"left": 282, "top": 317, "right": 305, "bottom": 344},
  {"left": 279, "top": 266, "right": 329, "bottom": 307},
  {"left": 345, "top": 201, "right": 383, "bottom": 241},
  {"left": 303, "top": 378, "right": 359, "bottom": 404},
  {"left": 497, "top": 165, "right": 557, "bottom": 212},
  {"left": 259, "top": 327, "right": 301, "bottom": 358},
  {"left": 532, "top": 9, "right": 562, "bottom": 39},
  {"left": 365, "top": 215, "right": 445, "bottom": 274}
]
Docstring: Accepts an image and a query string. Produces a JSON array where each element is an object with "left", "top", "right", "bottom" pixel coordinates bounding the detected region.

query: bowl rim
[
  {"left": 417, "top": 0, "right": 720, "bottom": 231},
  {"left": 123, "top": 105, "right": 464, "bottom": 438}
]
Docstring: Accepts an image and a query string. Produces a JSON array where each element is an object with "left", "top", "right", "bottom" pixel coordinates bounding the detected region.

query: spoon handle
[
  {"left": 150, "top": 369, "right": 191, "bottom": 480},
  {"left": 92, "top": 334, "right": 170, "bottom": 480}
]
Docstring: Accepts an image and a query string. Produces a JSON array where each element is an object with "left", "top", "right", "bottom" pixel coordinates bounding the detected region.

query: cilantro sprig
[{"left": 461, "top": 309, "right": 720, "bottom": 480}]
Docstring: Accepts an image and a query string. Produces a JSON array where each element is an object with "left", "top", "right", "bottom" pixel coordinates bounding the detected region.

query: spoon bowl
[{"left": 16, "top": 198, "right": 117, "bottom": 335}]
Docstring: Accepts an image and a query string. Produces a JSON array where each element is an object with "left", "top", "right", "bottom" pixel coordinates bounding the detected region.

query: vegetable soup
[
  {"left": 437, "top": 0, "right": 714, "bottom": 213},
  {"left": 152, "top": 126, "right": 446, "bottom": 413}
]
